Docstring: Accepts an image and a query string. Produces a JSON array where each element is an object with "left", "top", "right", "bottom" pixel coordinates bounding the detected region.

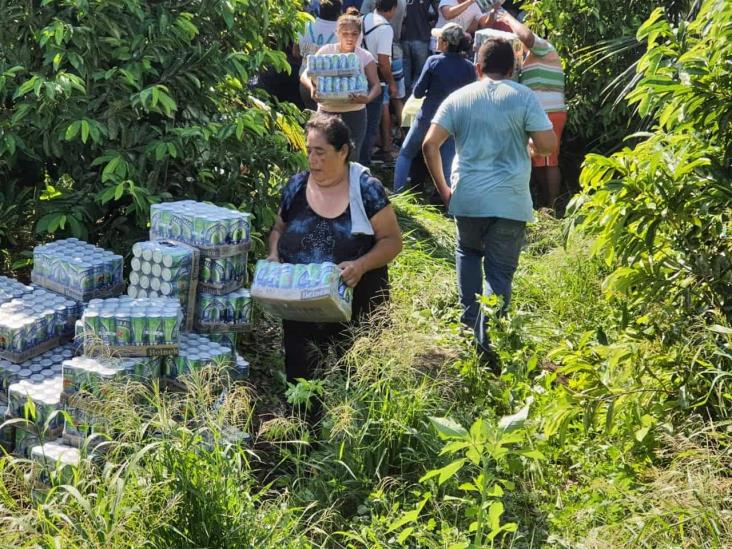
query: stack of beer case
[{"left": 148, "top": 200, "right": 254, "bottom": 382}]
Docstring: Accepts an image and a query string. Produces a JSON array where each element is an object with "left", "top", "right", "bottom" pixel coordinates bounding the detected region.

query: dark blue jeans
[
  {"left": 455, "top": 216, "right": 526, "bottom": 352},
  {"left": 359, "top": 84, "right": 385, "bottom": 165},
  {"left": 394, "top": 116, "right": 455, "bottom": 192}
]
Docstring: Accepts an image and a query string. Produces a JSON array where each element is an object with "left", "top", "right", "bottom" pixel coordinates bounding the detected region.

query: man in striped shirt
[{"left": 497, "top": 10, "right": 566, "bottom": 210}]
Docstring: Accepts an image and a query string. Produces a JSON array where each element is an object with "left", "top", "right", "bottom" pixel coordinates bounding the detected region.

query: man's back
[{"left": 432, "top": 78, "right": 551, "bottom": 221}]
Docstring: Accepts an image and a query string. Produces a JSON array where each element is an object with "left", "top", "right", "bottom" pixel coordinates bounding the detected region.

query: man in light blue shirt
[{"left": 422, "top": 38, "right": 556, "bottom": 360}]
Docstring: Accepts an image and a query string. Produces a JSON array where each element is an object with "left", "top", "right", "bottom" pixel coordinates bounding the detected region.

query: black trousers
[{"left": 282, "top": 266, "right": 389, "bottom": 382}]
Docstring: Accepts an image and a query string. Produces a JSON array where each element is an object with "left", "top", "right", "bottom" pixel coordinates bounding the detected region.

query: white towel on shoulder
[{"left": 348, "top": 162, "right": 374, "bottom": 236}]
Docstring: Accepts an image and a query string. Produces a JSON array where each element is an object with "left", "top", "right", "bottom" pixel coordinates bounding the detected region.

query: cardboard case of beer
[
  {"left": 251, "top": 260, "right": 353, "bottom": 323},
  {"left": 473, "top": 28, "right": 524, "bottom": 81}
]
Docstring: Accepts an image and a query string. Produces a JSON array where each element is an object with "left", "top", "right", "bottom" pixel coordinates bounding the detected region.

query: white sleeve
[{"left": 374, "top": 26, "right": 394, "bottom": 57}]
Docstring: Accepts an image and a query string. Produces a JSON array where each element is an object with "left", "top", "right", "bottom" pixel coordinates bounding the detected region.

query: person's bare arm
[
  {"left": 529, "top": 129, "right": 557, "bottom": 156},
  {"left": 267, "top": 214, "right": 286, "bottom": 262},
  {"left": 300, "top": 70, "right": 318, "bottom": 101},
  {"left": 339, "top": 205, "right": 403, "bottom": 287},
  {"left": 440, "top": 0, "right": 476, "bottom": 21},
  {"left": 497, "top": 9, "right": 535, "bottom": 49},
  {"left": 422, "top": 123, "right": 452, "bottom": 206},
  {"left": 292, "top": 43, "right": 302, "bottom": 63},
  {"left": 377, "top": 53, "right": 397, "bottom": 96},
  {"left": 466, "top": 14, "right": 479, "bottom": 36}
]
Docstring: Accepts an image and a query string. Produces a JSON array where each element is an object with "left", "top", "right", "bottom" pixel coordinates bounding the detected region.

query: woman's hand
[
  {"left": 338, "top": 259, "right": 366, "bottom": 288},
  {"left": 349, "top": 93, "right": 371, "bottom": 104}
]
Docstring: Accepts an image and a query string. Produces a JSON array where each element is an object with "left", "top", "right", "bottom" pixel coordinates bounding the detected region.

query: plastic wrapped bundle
[
  {"left": 165, "top": 333, "right": 232, "bottom": 379},
  {"left": 316, "top": 75, "right": 368, "bottom": 100},
  {"left": 150, "top": 201, "right": 251, "bottom": 256},
  {"left": 307, "top": 53, "right": 361, "bottom": 76},
  {"left": 473, "top": 28, "right": 524, "bottom": 80},
  {"left": 199, "top": 253, "right": 248, "bottom": 293},
  {"left": 251, "top": 260, "right": 353, "bottom": 322},
  {"left": 81, "top": 297, "right": 182, "bottom": 353},
  {"left": 128, "top": 240, "right": 199, "bottom": 329},
  {"left": 62, "top": 355, "right": 162, "bottom": 396},
  {"left": 0, "top": 289, "right": 80, "bottom": 361},
  {"left": 0, "top": 276, "right": 33, "bottom": 305},
  {"left": 32, "top": 238, "right": 124, "bottom": 300},
  {"left": 195, "top": 288, "right": 253, "bottom": 331},
  {"left": 30, "top": 439, "right": 80, "bottom": 482},
  {"left": 7, "top": 375, "right": 64, "bottom": 429},
  {"left": 0, "top": 343, "right": 73, "bottom": 398}
]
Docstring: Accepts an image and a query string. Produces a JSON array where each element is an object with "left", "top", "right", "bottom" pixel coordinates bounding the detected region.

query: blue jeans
[
  {"left": 360, "top": 84, "right": 385, "bottom": 165},
  {"left": 394, "top": 116, "right": 455, "bottom": 192},
  {"left": 455, "top": 217, "right": 526, "bottom": 352},
  {"left": 402, "top": 40, "right": 430, "bottom": 95}
]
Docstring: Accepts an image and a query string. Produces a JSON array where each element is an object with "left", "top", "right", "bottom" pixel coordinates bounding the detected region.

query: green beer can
[
  {"left": 99, "top": 311, "right": 116, "bottom": 345},
  {"left": 145, "top": 314, "right": 163, "bottom": 345},
  {"left": 161, "top": 311, "right": 178, "bottom": 343}
]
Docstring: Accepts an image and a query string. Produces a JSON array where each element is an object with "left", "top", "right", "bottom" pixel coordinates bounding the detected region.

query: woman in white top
[{"left": 300, "top": 11, "right": 382, "bottom": 161}]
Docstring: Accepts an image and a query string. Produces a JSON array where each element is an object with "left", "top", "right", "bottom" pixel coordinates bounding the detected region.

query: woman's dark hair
[
  {"left": 476, "top": 39, "right": 515, "bottom": 76},
  {"left": 446, "top": 35, "right": 472, "bottom": 54},
  {"left": 305, "top": 113, "right": 353, "bottom": 161},
  {"left": 344, "top": 6, "right": 360, "bottom": 16},
  {"left": 375, "top": 0, "right": 397, "bottom": 12},
  {"left": 319, "top": 0, "right": 342, "bottom": 21},
  {"left": 337, "top": 11, "right": 362, "bottom": 33}
]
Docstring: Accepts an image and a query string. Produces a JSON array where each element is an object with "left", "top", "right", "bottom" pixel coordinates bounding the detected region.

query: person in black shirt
[
  {"left": 402, "top": 0, "right": 439, "bottom": 96},
  {"left": 267, "top": 114, "right": 402, "bottom": 383}
]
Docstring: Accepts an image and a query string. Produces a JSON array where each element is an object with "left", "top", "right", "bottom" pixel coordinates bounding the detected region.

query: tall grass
[{"left": 2, "top": 196, "right": 730, "bottom": 547}]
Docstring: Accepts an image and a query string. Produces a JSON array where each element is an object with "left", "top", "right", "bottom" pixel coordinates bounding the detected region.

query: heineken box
[
  {"left": 81, "top": 297, "right": 182, "bottom": 357},
  {"left": 150, "top": 200, "right": 251, "bottom": 259},
  {"left": 194, "top": 288, "right": 253, "bottom": 333},
  {"left": 198, "top": 252, "right": 248, "bottom": 295},
  {"left": 0, "top": 343, "right": 73, "bottom": 403},
  {"left": 0, "top": 288, "right": 80, "bottom": 363},
  {"left": 127, "top": 240, "right": 200, "bottom": 331},
  {"left": 30, "top": 439, "right": 80, "bottom": 483},
  {"left": 473, "top": 28, "right": 524, "bottom": 81},
  {"left": 0, "top": 276, "right": 33, "bottom": 306},
  {"left": 251, "top": 260, "right": 353, "bottom": 323},
  {"left": 31, "top": 238, "right": 125, "bottom": 302},
  {"left": 163, "top": 332, "right": 232, "bottom": 380}
]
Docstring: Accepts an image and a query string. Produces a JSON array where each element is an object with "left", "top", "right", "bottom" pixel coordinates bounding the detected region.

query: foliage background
[{"left": 0, "top": 0, "right": 308, "bottom": 272}]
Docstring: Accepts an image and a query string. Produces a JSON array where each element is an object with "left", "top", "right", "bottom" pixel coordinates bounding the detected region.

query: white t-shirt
[
  {"left": 361, "top": 12, "right": 394, "bottom": 61},
  {"left": 433, "top": 0, "right": 483, "bottom": 49},
  {"left": 298, "top": 19, "right": 338, "bottom": 75}
]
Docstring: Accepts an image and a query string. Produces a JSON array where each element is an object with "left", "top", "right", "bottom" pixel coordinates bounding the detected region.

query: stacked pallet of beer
[{"left": 147, "top": 200, "right": 253, "bottom": 381}]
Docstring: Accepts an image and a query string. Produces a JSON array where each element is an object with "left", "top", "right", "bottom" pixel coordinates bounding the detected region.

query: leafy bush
[
  {"left": 569, "top": 0, "right": 731, "bottom": 324},
  {"left": 522, "top": 0, "right": 692, "bottom": 150},
  {"left": 0, "top": 0, "right": 308, "bottom": 258}
]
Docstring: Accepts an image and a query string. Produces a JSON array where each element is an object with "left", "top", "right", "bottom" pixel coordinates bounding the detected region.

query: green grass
[{"left": 1, "top": 195, "right": 730, "bottom": 548}]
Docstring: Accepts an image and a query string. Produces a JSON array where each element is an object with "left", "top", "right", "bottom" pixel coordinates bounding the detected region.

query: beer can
[
  {"left": 83, "top": 310, "right": 101, "bottom": 337},
  {"left": 139, "top": 275, "right": 150, "bottom": 290},
  {"left": 278, "top": 264, "right": 294, "bottom": 289},
  {"left": 132, "top": 243, "right": 144, "bottom": 258},
  {"left": 145, "top": 314, "right": 163, "bottom": 345},
  {"left": 141, "top": 261, "right": 152, "bottom": 275},
  {"left": 99, "top": 311, "right": 116, "bottom": 345},
  {"left": 152, "top": 246, "right": 163, "bottom": 265},
  {"left": 150, "top": 278, "right": 161, "bottom": 292},
  {"left": 130, "top": 312, "right": 147, "bottom": 346},
  {"left": 116, "top": 315, "right": 131, "bottom": 346},
  {"left": 161, "top": 312, "right": 178, "bottom": 343},
  {"left": 151, "top": 263, "right": 162, "bottom": 278},
  {"left": 129, "top": 271, "right": 140, "bottom": 286}
]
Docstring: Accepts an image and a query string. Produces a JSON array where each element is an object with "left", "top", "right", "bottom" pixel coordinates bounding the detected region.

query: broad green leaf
[
  {"left": 498, "top": 402, "right": 530, "bottom": 432},
  {"left": 428, "top": 416, "right": 468, "bottom": 440}
]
